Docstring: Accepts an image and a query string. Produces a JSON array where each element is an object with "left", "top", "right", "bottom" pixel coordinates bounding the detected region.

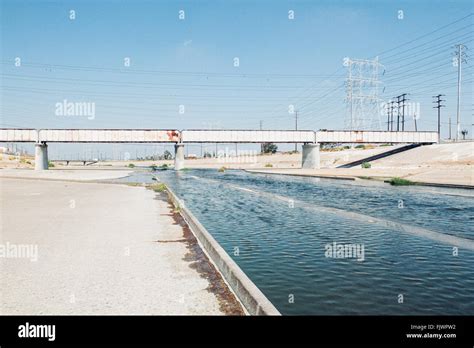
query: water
[{"left": 121, "top": 169, "right": 474, "bottom": 315}]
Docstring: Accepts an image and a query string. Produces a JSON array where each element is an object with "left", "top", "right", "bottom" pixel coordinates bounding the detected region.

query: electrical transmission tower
[
  {"left": 453, "top": 44, "right": 468, "bottom": 141},
  {"left": 344, "top": 56, "right": 384, "bottom": 130}
]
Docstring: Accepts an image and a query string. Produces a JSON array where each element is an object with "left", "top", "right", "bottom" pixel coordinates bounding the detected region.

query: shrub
[
  {"left": 127, "top": 163, "right": 135, "bottom": 168},
  {"left": 355, "top": 144, "right": 365, "bottom": 149},
  {"left": 361, "top": 162, "right": 371, "bottom": 169},
  {"left": 262, "top": 143, "right": 278, "bottom": 154},
  {"left": 218, "top": 166, "right": 227, "bottom": 172},
  {"left": 264, "top": 163, "right": 273, "bottom": 168},
  {"left": 389, "top": 177, "right": 415, "bottom": 186},
  {"left": 150, "top": 183, "right": 167, "bottom": 192},
  {"left": 48, "top": 161, "right": 55, "bottom": 168},
  {"left": 163, "top": 150, "right": 173, "bottom": 160}
]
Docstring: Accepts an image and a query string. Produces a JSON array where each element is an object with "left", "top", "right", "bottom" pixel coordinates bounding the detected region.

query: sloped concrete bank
[{"left": 165, "top": 187, "right": 281, "bottom": 316}]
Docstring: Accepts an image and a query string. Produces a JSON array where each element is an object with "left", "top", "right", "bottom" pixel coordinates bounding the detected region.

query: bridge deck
[{"left": 0, "top": 129, "right": 438, "bottom": 144}]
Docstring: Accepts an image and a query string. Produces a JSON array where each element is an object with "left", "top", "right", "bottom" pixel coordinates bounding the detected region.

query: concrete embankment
[
  {"left": 245, "top": 142, "right": 473, "bottom": 188},
  {"left": 0, "top": 170, "right": 244, "bottom": 315},
  {"left": 245, "top": 168, "right": 473, "bottom": 189},
  {"left": 165, "top": 187, "right": 281, "bottom": 315}
]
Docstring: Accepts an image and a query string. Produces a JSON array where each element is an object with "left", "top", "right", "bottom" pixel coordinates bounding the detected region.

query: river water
[{"left": 121, "top": 169, "right": 474, "bottom": 315}]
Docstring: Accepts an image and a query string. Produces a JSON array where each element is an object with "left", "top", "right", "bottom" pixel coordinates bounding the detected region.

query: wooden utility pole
[{"left": 433, "top": 94, "right": 445, "bottom": 143}]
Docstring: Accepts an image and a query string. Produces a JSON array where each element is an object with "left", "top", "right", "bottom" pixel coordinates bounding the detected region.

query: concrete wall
[
  {"left": 166, "top": 188, "right": 281, "bottom": 315},
  {"left": 174, "top": 144, "right": 185, "bottom": 170},
  {"left": 34, "top": 143, "right": 48, "bottom": 170},
  {"left": 302, "top": 143, "right": 320, "bottom": 169}
]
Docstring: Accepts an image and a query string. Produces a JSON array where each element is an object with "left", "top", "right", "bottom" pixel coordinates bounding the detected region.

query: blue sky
[{"left": 1, "top": 0, "right": 472, "bottom": 157}]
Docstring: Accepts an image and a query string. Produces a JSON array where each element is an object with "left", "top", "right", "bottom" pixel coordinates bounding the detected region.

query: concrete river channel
[{"left": 119, "top": 169, "right": 474, "bottom": 315}]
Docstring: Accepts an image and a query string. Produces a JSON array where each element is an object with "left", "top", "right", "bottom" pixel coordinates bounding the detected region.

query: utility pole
[
  {"left": 294, "top": 110, "right": 298, "bottom": 152},
  {"left": 449, "top": 117, "right": 452, "bottom": 140},
  {"left": 395, "top": 95, "right": 402, "bottom": 131},
  {"left": 386, "top": 102, "right": 391, "bottom": 131},
  {"left": 259, "top": 120, "right": 263, "bottom": 154},
  {"left": 390, "top": 101, "right": 396, "bottom": 131},
  {"left": 413, "top": 113, "right": 418, "bottom": 131},
  {"left": 454, "top": 44, "right": 467, "bottom": 141},
  {"left": 400, "top": 93, "right": 408, "bottom": 131},
  {"left": 433, "top": 94, "right": 445, "bottom": 143},
  {"left": 394, "top": 94, "right": 408, "bottom": 131}
]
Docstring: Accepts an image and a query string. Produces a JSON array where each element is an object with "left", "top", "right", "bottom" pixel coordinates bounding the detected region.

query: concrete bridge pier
[
  {"left": 302, "top": 143, "right": 320, "bottom": 169},
  {"left": 174, "top": 143, "right": 185, "bottom": 170},
  {"left": 35, "top": 142, "right": 49, "bottom": 170}
]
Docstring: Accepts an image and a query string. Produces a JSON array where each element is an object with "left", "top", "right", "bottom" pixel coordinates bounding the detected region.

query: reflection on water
[{"left": 122, "top": 169, "right": 474, "bottom": 315}]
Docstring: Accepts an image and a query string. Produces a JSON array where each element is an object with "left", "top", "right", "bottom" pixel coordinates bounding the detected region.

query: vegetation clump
[
  {"left": 151, "top": 164, "right": 169, "bottom": 171},
  {"left": 48, "top": 161, "right": 55, "bottom": 168},
  {"left": 389, "top": 177, "right": 416, "bottom": 186},
  {"left": 264, "top": 163, "right": 273, "bottom": 168},
  {"left": 127, "top": 163, "right": 135, "bottom": 168},
  {"left": 361, "top": 162, "right": 371, "bottom": 169},
  {"left": 218, "top": 166, "right": 227, "bottom": 172},
  {"left": 262, "top": 142, "right": 278, "bottom": 154},
  {"left": 150, "top": 183, "right": 167, "bottom": 192}
]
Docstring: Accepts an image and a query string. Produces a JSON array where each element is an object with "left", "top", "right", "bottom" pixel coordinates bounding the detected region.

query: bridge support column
[
  {"left": 302, "top": 143, "right": 320, "bottom": 169},
  {"left": 174, "top": 143, "right": 185, "bottom": 170},
  {"left": 35, "top": 142, "right": 49, "bottom": 170}
]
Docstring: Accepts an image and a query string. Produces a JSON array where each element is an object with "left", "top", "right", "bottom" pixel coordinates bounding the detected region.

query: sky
[{"left": 0, "top": 0, "right": 472, "bottom": 158}]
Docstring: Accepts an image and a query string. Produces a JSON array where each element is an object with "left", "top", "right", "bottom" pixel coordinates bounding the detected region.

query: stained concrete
[{"left": 0, "top": 176, "right": 242, "bottom": 314}]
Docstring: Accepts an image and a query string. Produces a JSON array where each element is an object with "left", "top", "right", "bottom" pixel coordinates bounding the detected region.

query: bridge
[{"left": 0, "top": 128, "right": 439, "bottom": 170}]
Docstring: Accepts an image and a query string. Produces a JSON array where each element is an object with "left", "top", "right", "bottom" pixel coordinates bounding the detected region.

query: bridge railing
[
  {"left": 181, "top": 129, "right": 316, "bottom": 143},
  {"left": 316, "top": 130, "right": 439, "bottom": 143},
  {"left": 0, "top": 129, "right": 180, "bottom": 143},
  {"left": 0, "top": 128, "right": 439, "bottom": 144}
]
